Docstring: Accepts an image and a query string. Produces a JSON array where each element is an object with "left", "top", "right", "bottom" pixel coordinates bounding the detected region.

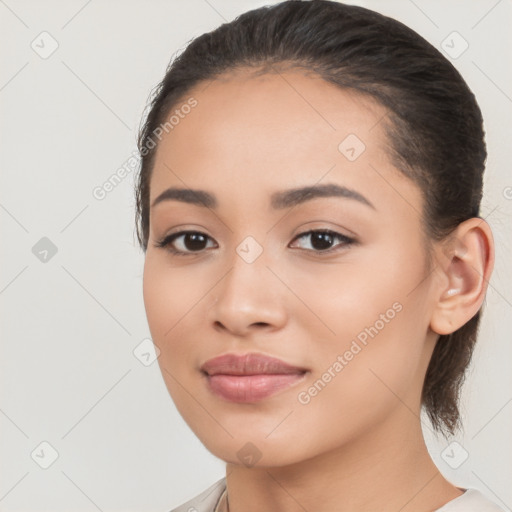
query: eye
[
  {"left": 154, "top": 228, "right": 355, "bottom": 256},
  {"left": 289, "top": 229, "right": 355, "bottom": 254},
  {"left": 154, "top": 230, "right": 216, "bottom": 256}
]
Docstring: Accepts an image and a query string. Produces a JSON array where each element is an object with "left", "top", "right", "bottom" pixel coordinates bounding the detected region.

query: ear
[{"left": 430, "top": 218, "right": 495, "bottom": 335}]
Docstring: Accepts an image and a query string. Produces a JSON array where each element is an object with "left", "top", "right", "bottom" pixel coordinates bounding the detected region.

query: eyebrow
[{"left": 150, "top": 183, "right": 375, "bottom": 210}]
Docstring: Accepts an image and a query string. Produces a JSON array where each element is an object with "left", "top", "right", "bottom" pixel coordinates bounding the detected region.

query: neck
[{"left": 224, "top": 409, "right": 462, "bottom": 512}]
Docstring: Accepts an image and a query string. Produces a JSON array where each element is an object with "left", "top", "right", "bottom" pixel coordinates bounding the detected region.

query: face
[{"left": 143, "top": 68, "right": 439, "bottom": 467}]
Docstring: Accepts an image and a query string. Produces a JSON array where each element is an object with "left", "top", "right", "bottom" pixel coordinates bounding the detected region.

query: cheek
[
  {"left": 143, "top": 253, "right": 205, "bottom": 340},
  {"left": 142, "top": 255, "right": 207, "bottom": 417},
  {"left": 288, "top": 245, "right": 430, "bottom": 406},
  {"left": 142, "top": 253, "right": 206, "bottom": 376},
  {"left": 286, "top": 244, "right": 423, "bottom": 347},
  {"left": 285, "top": 302, "right": 427, "bottom": 460}
]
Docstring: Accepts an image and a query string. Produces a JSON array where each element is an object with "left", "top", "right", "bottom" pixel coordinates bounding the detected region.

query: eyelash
[{"left": 154, "top": 229, "right": 356, "bottom": 257}]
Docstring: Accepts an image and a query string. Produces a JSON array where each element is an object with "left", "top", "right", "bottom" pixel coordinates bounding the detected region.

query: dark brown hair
[{"left": 135, "top": 0, "right": 487, "bottom": 435}]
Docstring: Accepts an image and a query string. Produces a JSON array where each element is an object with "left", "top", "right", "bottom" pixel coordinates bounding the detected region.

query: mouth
[{"left": 200, "top": 352, "right": 309, "bottom": 403}]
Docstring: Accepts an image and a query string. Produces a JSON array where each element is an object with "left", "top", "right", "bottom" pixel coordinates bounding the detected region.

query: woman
[{"left": 135, "top": 1, "right": 503, "bottom": 510}]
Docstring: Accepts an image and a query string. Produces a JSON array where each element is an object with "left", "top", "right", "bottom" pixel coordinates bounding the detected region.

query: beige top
[{"left": 169, "top": 477, "right": 506, "bottom": 512}]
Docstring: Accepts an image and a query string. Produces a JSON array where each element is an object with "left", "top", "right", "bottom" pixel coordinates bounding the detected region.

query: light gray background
[{"left": 1, "top": 1, "right": 511, "bottom": 511}]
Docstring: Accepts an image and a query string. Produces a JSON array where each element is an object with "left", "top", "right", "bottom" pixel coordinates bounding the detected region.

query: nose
[{"left": 208, "top": 248, "right": 288, "bottom": 337}]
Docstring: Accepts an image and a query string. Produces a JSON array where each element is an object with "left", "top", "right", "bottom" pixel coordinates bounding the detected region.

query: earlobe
[{"left": 430, "top": 218, "right": 494, "bottom": 336}]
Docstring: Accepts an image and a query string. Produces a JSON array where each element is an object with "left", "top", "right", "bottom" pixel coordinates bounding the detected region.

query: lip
[{"left": 201, "top": 353, "right": 308, "bottom": 403}]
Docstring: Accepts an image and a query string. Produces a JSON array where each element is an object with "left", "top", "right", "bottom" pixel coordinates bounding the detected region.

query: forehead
[{"left": 149, "top": 68, "right": 412, "bottom": 212}]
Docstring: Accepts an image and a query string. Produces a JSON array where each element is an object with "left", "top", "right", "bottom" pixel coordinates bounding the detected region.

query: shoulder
[
  {"left": 436, "top": 488, "right": 507, "bottom": 512},
  {"left": 168, "top": 477, "right": 227, "bottom": 512}
]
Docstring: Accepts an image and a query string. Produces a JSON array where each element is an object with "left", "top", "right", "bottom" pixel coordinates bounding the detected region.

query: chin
[{"left": 193, "top": 430, "right": 314, "bottom": 469}]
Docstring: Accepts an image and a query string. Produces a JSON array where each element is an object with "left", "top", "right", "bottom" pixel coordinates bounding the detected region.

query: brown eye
[
  {"left": 156, "top": 231, "right": 216, "bottom": 255},
  {"left": 290, "top": 230, "right": 355, "bottom": 253}
]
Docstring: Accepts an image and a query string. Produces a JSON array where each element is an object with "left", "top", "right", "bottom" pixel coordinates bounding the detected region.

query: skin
[{"left": 142, "top": 68, "right": 494, "bottom": 512}]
